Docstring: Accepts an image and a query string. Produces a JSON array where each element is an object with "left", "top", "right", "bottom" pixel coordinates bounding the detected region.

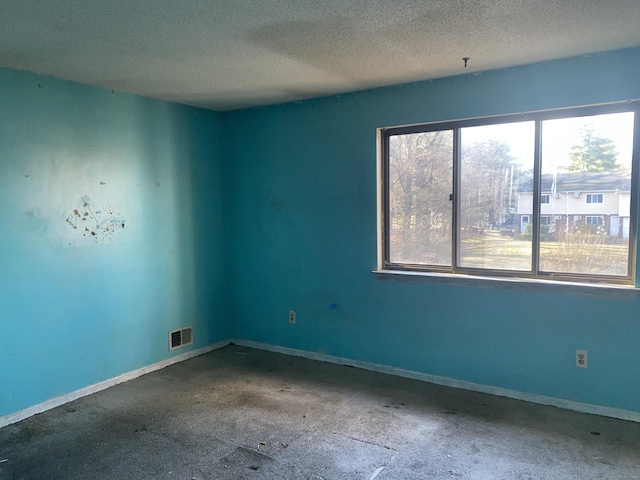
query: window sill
[{"left": 372, "top": 269, "right": 639, "bottom": 299}]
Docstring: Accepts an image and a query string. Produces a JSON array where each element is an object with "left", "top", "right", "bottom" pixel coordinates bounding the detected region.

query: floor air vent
[{"left": 169, "top": 326, "right": 193, "bottom": 351}]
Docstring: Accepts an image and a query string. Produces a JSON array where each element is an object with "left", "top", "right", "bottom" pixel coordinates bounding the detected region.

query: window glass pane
[
  {"left": 539, "top": 112, "right": 634, "bottom": 276},
  {"left": 459, "top": 122, "right": 535, "bottom": 270},
  {"left": 388, "top": 131, "right": 453, "bottom": 265}
]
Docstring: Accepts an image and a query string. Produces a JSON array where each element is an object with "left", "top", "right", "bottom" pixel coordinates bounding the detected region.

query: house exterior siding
[{"left": 517, "top": 173, "right": 631, "bottom": 240}]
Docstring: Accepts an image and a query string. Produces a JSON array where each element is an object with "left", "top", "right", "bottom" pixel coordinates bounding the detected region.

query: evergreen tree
[{"left": 568, "top": 126, "right": 620, "bottom": 172}]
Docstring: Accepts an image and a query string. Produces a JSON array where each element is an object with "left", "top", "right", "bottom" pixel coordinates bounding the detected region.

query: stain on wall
[
  {"left": 265, "top": 189, "right": 285, "bottom": 212},
  {"left": 65, "top": 196, "right": 125, "bottom": 243}
]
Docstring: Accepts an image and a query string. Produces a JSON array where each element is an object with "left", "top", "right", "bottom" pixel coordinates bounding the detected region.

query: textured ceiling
[{"left": 1, "top": 0, "right": 640, "bottom": 111}]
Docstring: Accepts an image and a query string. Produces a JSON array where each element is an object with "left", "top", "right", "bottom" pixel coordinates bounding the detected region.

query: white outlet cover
[{"left": 576, "top": 349, "right": 588, "bottom": 368}]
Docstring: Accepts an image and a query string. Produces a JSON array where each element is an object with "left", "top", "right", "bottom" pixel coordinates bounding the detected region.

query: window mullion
[
  {"left": 452, "top": 128, "right": 461, "bottom": 270},
  {"left": 628, "top": 109, "right": 640, "bottom": 281},
  {"left": 381, "top": 132, "right": 391, "bottom": 266},
  {"left": 532, "top": 120, "right": 542, "bottom": 275}
]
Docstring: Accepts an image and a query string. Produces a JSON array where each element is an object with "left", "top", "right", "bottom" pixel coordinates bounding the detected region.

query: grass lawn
[{"left": 460, "top": 230, "right": 628, "bottom": 276}]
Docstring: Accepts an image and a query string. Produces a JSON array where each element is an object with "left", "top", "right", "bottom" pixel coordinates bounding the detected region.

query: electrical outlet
[
  {"left": 576, "top": 349, "right": 588, "bottom": 368},
  {"left": 288, "top": 310, "right": 296, "bottom": 324}
]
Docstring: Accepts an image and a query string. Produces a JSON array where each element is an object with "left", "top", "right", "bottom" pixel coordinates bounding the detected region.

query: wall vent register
[{"left": 169, "top": 326, "right": 193, "bottom": 351}]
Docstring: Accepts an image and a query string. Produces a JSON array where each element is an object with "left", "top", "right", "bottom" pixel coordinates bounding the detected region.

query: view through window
[{"left": 383, "top": 105, "right": 638, "bottom": 283}]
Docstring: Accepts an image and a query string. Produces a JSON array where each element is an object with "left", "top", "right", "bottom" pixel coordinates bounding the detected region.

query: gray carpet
[{"left": 1, "top": 345, "right": 639, "bottom": 479}]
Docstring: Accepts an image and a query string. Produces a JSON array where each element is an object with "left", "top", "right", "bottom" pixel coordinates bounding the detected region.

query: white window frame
[
  {"left": 541, "top": 194, "right": 550, "bottom": 204},
  {"left": 586, "top": 193, "right": 604, "bottom": 204},
  {"left": 585, "top": 216, "right": 604, "bottom": 226},
  {"left": 379, "top": 103, "right": 639, "bottom": 285}
]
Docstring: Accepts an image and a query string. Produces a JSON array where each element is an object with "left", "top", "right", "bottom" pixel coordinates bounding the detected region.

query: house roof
[{"left": 522, "top": 172, "right": 631, "bottom": 193}]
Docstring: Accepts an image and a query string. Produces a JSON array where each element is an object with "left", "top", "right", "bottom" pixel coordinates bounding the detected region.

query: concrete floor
[{"left": 1, "top": 346, "right": 640, "bottom": 480}]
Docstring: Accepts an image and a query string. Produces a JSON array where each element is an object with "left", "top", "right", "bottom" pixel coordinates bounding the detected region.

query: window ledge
[{"left": 372, "top": 269, "right": 639, "bottom": 299}]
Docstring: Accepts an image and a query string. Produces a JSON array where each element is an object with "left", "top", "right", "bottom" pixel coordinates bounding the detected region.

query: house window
[
  {"left": 381, "top": 104, "right": 637, "bottom": 284},
  {"left": 586, "top": 216, "right": 604, "bottom": 226}
]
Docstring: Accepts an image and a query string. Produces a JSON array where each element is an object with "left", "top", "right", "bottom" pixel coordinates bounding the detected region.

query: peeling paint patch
[{"left": 66, "top": 196, "right": 126, "bottom": 243}]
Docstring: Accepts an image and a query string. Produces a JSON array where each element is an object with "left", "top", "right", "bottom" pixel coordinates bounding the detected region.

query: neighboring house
[{"left": 517, "top": 172, "right": 631, "bottom": 239}]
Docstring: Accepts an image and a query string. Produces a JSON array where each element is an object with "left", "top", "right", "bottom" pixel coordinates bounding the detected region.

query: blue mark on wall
[{"left": 265, "top": 189, "right": 285, "bottom": 211}]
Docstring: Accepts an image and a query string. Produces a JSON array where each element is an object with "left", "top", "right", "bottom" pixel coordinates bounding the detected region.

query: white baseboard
[
  {"left": 5, "top": 337, "right": 638, "bottom": 429},
  {"left": 232, "top": 339, "right": 640, "bottom": 423},
  {"left": 0, "top": 339, "right": 231, "bottom": 428}
]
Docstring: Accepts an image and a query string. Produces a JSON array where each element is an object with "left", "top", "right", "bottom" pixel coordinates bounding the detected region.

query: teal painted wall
[
  {"left": 224, "top": 48, "right": 640, "bottom": 413},
  {"left": 3, "top": 48, "right": 640, "bottom": 421},
  {"left": 0, "top": 69, "right": 230, "bottom": 417}
]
